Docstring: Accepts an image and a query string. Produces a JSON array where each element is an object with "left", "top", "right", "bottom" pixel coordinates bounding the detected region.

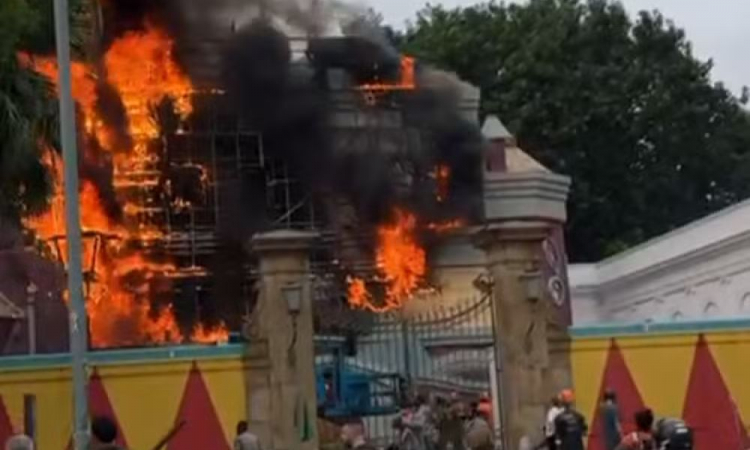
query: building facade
[{"left": 570, "top": 197, "right": 750, "bottom": 324}]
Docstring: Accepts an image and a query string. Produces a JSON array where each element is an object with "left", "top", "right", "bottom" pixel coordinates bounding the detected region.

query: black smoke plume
[{"left": 98, "top": 0, "right": 484, "bottom": 230}]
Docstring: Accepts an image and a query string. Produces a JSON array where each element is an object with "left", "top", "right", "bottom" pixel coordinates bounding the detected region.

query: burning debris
[{"left": 20, "top": 0, "right": 484, "bottom": 347}]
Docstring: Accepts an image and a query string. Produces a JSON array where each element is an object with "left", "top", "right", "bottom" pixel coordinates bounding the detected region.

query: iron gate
[{"left": 315, "top": 291, "right": 499, "bottom": 447}]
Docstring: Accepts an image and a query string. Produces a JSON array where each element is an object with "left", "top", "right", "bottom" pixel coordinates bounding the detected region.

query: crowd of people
[
  {"left": 540, "top": 389, "right": 693, "bottom": 450},
  {"left": 387, "top": 393, "right": 495, "bottom": 450},
  {"left": 3, "top": 389, "right": 695, "bottom": 450}
]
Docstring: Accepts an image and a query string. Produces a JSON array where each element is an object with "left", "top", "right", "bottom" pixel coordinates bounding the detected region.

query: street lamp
[
  {"left": 52, "top": 0, "right": 89, "bottom": 448},
  {"left": 283, "top": 283, "right": 302, "bottom": 365}
]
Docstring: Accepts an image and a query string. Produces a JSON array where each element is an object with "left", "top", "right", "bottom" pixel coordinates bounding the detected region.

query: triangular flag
[
  {"left": 587, "top": 339, "right": 645, "bottom": 450},
  {"left": 0, "top": 396, "right": 15, "bottom": 446},
  {"left": 167, "top": 364, "right": 230, "bottom": 450},
  {"left": 683, "top": 335, "right": 750, "bottom": 450},
  {"left": 63, "top": 370, "right": 128, "bottom": 450}
]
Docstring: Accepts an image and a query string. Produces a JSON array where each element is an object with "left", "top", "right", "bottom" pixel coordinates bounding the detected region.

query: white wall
[{"left": 569, "top": 197, "right": 750, "bottom": 324}]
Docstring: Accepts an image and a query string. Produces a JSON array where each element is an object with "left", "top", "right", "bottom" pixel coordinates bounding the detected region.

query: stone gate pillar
[
  {"left": 475, "top": 117, "right": 571, "bottom": 449},
  {"left": 248, "top": 230, "right": 319, "bottom": 450}
]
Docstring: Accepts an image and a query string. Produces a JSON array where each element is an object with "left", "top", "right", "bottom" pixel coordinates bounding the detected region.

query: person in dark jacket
[
  {"left": 554, "top": 390, "right": 587, "bottom": 450},
  {"left": 600, "top": 389, "right": 622, "bottom": 450},
  {"left": 91, "top": 416, "right": 124, "bottom": 450},
  {"left": 653, "top": 418, "right": 692, "bottom": 450}
]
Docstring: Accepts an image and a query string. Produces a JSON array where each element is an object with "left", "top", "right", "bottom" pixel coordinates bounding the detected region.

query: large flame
[
  {"left": 346, "top": 161, "right": 464, "bottom": 312},
  {"left": 22, "top": 23, "right": 228, "bottom": 347},
  {"left": 358, "top": 56, "right": 416, "bottom": 105},
  {"left": 347, "top": 209, "right": 427, "bottom": 312}
]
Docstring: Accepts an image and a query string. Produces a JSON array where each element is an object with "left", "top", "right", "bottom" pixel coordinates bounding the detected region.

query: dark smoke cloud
[
  {"left": 217, "top": 18, "right": 482, "bottom": 228},
  {"left": 99, "top": 0, "right": 483, "bottom": 231}
]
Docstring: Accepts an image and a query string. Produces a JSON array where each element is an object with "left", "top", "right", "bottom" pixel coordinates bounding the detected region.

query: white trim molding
[{"left": 570, "top": 197, "right": 750, "bottom": 324}]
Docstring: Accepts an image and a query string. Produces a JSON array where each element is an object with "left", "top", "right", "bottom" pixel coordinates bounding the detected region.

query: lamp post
[
  {"left": 52, "top": 0, "right": 90, "bottom": 449},
  {"left": 283, "top": 283, "right": 302, "bottom": 366},
  {"left": 26, "top": 283, "right": 38, "bottom": 355}
]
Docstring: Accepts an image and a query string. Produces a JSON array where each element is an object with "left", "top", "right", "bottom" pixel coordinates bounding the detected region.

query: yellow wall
[
  {"left": 570, "top": 328, "right": 750, "bottom": 430},
  {"left": 0, "top": 355, "right": 247, "bottom": 450}
]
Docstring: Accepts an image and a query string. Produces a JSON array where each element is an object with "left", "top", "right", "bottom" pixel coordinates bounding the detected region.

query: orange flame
[
  {"left": 347, "top": 209, "right": 427, "bottom": 312},
  {"left": 358, "top": 56, "right": 416, "bottom": 104},
  {"left": 191, "top": 322, "right": 230, "bottom": 344},
  {"left": 104, "top": 24, "right": 193, "bottom": 141},
  {"left": 426, "top": 219, "right": 464, "bottom": 233},
  {"left": 22, "top": 23, "right": 228, "bottom": 347}
]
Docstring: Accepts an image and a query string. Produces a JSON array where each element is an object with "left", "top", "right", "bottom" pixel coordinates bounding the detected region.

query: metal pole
[
  {"left": 52, "top": 1, "right": 89, "bottom": 449},
  {"left": 401, "top": 319, "right": 412, "bottom": 390},
  {"left": 26, "top": 283, "right": 37, "bottom": 355}
]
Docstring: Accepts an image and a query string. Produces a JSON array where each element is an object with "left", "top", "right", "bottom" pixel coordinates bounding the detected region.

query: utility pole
[{"left": 52, "top": 1, "right": 90, "bottom": 449}]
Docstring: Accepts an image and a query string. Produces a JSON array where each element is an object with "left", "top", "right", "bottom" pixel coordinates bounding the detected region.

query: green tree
[
  {"left": 0, "top": 0, "right": 58, "bottom": 228},
  {"left": 0, "top": 0, "right": 91, "bottom": 230},
  {"left": 402, "top": 0, "right": 750, "bottom": 261}
]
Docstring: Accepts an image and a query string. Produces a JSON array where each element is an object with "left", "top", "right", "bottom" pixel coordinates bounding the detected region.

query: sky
[{"left": 373, "top": 0, "right": 750, "bottom": 95}]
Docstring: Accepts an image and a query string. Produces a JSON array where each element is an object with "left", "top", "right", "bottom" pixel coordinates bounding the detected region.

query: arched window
[
  {"left": 741, "top": 293, "right": 750, "bottom": 312},
  {"left": 703, "top": 301, "right": 719, "bottom": 317}
]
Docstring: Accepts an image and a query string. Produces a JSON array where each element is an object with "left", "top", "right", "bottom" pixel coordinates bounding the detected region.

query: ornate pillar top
[{"left": 481, "top": 115, "right": 571, "bottom": 225}]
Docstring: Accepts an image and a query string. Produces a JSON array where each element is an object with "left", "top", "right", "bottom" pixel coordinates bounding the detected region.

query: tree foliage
[
  {"left": 0, "top": 0, "right": 90, "bottom": 228},
  {"left": 0, "top": 0, "right": 57, "bottom": 225},
  {"left": 401, "top": 0, "right": 750, "bottom": 261}
]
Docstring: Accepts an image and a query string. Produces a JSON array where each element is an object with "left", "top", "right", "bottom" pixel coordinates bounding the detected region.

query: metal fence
[{"left": 315, "top": 291, "right": 498, "bottom": 447}]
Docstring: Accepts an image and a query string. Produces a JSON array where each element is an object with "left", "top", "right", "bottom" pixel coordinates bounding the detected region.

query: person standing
[
  {"left": 405, "top": 395, "right": 438, "bottom": 450},
  {"left": 540, "top": 395, "right": 564, "bottom": 450},
  {"left": 4, "top": 433, "right": 33, "bottom": 450},
  {"left": 90, "top": 416, "right": 125, "bottom": 450},
  {"left": 477, "top": 394, "right": 493, "bottom": 428},
  {"left": 653, "top": 418, "right": 693, "bottom": 450},
  {"left": 234, "top": 421, "right": 262, "bottom": 450},
  {"left": 617, "top": 409, "right": 655, "bottom": 450},
  {"left": 554, "top": 390, "right": 587, "bottom": 450},
  {"left": 438, "top": 396, "right": 465, "bottom": 450},
  {"left": 465, "top": 402, "right": 493, "bottom": 450},
  {"left": 341, "top": 420, "right": 377, "bottom": 450},
  {"left": 600, "top": 389, "right": 622, "bottom": 450},
  {"left": 394, "top": 417, "right": 425, "bottom": 450}
]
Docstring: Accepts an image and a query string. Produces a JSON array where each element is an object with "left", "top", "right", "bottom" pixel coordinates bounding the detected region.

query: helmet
[
  {"left": 655, "top": 418, "right": 693, "bottom": 449},
  {"left": 559, "top": 389, "right": 575, "bottom": 404}
]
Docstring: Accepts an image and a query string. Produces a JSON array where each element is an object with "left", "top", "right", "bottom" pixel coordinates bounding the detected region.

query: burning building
[{"left": 10, "top": 0, "right": 484, "bottom": 352}]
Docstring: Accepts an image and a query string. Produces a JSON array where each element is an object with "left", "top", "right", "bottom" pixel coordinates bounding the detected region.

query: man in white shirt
[
  {"left": 543, "top": 396, "right": 564, "bottom": 450},
  {"left": 234, "top": 421, "right": 262, "bottom": 450},
  {"left": 5, "top": 433, "right": 33, "bottom": 450}
]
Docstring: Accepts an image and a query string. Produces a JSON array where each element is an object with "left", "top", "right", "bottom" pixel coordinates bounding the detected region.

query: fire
[
  {"left": 20, "top": 53, "right": 113, "bottom": 149},
  {"left": 26, "top": 152, "right": 184, "bottom": 347},
  {"left": 378, "top": 209, "right": 426, "bottom": 301},
  {"left": 22, "top": 23, "right": 228, "bottom": 347},
  {"left": 427, "top": 219, "right": 464, "bottom": 233},
  {"left": 191, "top": 322, "right": 230, "bottom": 344},
  {"left": 358, "top": 56, "right": 416, "bottom": 104},
  {"left": 104, "top": 24, "right": 193, "bottom": 141},
  {"left": 347, "top": 209, "right": 427, "bottom": 312}
]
